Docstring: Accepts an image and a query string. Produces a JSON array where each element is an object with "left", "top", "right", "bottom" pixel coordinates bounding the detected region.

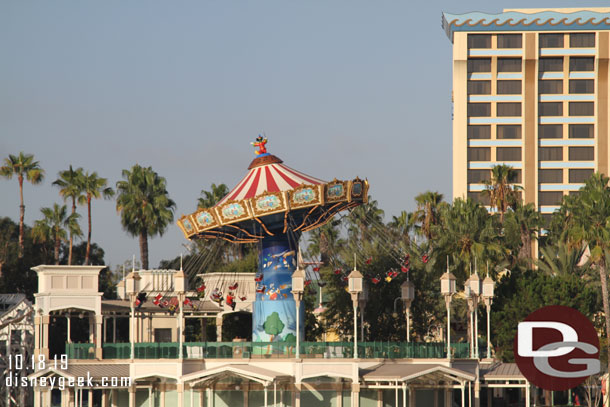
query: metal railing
[{"left": 66, "top": 341, "right": 486, "bottom": 360}]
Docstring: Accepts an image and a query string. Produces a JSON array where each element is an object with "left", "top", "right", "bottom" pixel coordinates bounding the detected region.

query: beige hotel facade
[{"left": 442, "top": 8, "right": 610, "bottom": 219}]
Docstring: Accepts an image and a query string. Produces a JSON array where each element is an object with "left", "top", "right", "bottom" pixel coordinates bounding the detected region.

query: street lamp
[
  {"left": 348, "top": 254, "right": 363, "bottom": 359},
  {"left": 291, "top": 251, "right": 305, "bottom": 359},
  {"left": 482, "top": 270, "right": 495, "bottom": 359},
  {"left": 358, "top": 282, "right": 369, "bottom": 341},
  {"left": 440, "top": 261, "right": 456, "bottom": 360},
  {"left": 401, "top": 278, "right": 415, "bottom": 342},
  {"left": 175, "top": 264, "right": 187, "bottom": 359}
]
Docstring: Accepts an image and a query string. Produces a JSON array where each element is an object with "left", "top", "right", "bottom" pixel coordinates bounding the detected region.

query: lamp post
[
  {"left": 174, "top": 264, "right": 187, "bottom": 359},
  {"left": 348, "top": 255, "right": 363, "bottom": 359},
  {"left": 401, "top": 278, "right": 415, "bottom": 342},
  {"left": 291, "top": 251, "right": 305, "bottom": 359},
  {"left": 440, "top": 263, "right": 456, "bottom": 360},
  {"left": 358, "top": 282, "right": 369, "bottom": 341},
  {"left": 125, "top": 271, "right": 141, "bottom": 360},
  {"left": 482, "top": 272, "right": 495, "bottom": 359}
]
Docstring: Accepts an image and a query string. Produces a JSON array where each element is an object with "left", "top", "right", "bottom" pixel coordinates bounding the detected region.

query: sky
[{"left": 2, "top": 0, "right": 609, "bottom": 269}]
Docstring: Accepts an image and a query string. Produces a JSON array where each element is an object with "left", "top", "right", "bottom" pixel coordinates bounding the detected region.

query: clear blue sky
[{"left": 2, "top": 1, "right": 608, "bottom": 269}]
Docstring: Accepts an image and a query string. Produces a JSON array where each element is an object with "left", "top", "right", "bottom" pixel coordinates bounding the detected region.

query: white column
[
  {"left": 486, "top": 305, "right": 491, "bottom": 359},
  {"left": 67, "top": 316, "right": 72, "bottom": 343},
  {"left": 468, "top": 382, "right": 472, "bottom": 407},
  {"left": 402, "top": 385, "right": 406, "bottom": 407},
  {"left": 446, "top": 298, "right": 452, "bottom": 359},
  {"left": 190, "top": 387, "right": 194, "bottom": 407},
  {"left": 525, "top": 381, "right": 530, "bottom": 407},
  {"left": 88, "top": 389, "right": 93, "bottom": 407},
  {"left": 179, "top": 296, "right": 184, "bottom": 359},
  {"left": 295, "top": 301, "right": 301, "bottom": 359},
  {"left": 406, "top": 308, "right": 411, "bottom": 342},
  {"left": 129, "top": 386, "right": 136, "bottom": 407},
  {"left": 149, "top": 387, "right": 152, "bottom": 407},
  {"left": 206, "top": 388, "right": 212, "bottom": 407},
  {"left": 177, "top": 383, "right": 184, "bottom": 407},
  {"left": 274, "top": 382, "right": 277, "bottom": 407},
  {"left": 264, "top": 384, "right": 268, "bottom": 407},
  {"left": 461, "top": 383, "right": 465, "bottom": 407},
  {"left": 353, "top": 302, "right": 358, "bottom": 359},
  {"left": 474, "top": 300, "right": 479, "bottom": 358}
]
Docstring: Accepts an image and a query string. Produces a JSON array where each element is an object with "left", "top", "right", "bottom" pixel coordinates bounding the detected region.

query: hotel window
[
  {"left": 539, "top": 102, "right": 563, "bottom": 116},
  {"left": 468, "top": 103, "right": 491, "bottom": 117},
  {"left": 569, "top": 124, "right": 593, "bottom": 138},
  {"left": 468, "top": 58, "right": 491, "bottom": 73},
  {"left": 497, "top": 34, "right": 522, "bottom": 48},
  {"left": 540, "top": 58, "right": 563, "bottom": 72},
  {"left": 539, "top": 33, "right": 564, "bottom": 48},
  {"left": 468, "top": 192, "right": 490, "bottom": 205},
  {"left": 539, "top": 147, "right": 563, "bottom": 161},
  {"left": 497, "top": 125, "right": 521, "bottom": 139},
  {"left": 468, "top": 34, "right": 491, "bottom": 48},
  {"left": 569, "top": 79, "right": 594, "bottom": 94},
  {"left": 497, "top": 58, "right": 522, "bottom": 72},
  {"left": 539, "top": 80, "right": 563, "bottom": 94},
  {"left": 569, "top": 147, "right": 594, "bottom": 161},
  {"left": 570, "top": 33, "right": 595, "bottom": 48},
  {"left": 496, "top": 147, "right": 521, "bottom": 161},
  {"left": 569, "top": 169, "right": 594, "bottom": 183},
  {"left": 468, "top": 80, "right": 491, "bottom": 95},
  {"left": 539, "top": 191, "right": 564, "bottom": 206},
  {"left": 539, "top": 124, "right": 563, "bottom": 139},
  {"left": 468, "top": 147, "right": 491, "bottom": 161},
  {"left": 497, "top": 80, "right": 522, "bottom": 94},
  {"left": 510, "top": 169, "right": 522, "bottom": 183},
  {"left": 569, "top": 102, "right": 594, "bottom": 116},
  {"left": 468, "top": 125, "right": 491, "bottom": 139},
  {"left": 497, "top": 103, "right": 521, "bottom": 117},
  {"left": 539, "top": 169, "right": 563, "bottom": 183},
  {"left": 570, "top": 57, "right": 594, "bottom": 72},
  {"left": 468, "top": 169, "right": 491, "bottom": 183}
]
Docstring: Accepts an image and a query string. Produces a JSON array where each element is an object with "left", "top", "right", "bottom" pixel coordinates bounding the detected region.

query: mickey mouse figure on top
[{"left": 251, "top": 135, "right": 268, "bottom": 156}]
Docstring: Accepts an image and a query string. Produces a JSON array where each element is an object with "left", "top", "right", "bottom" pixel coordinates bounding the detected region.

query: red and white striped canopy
[{"left": 216, "top": 156, "right": 325, "bottom": 206}]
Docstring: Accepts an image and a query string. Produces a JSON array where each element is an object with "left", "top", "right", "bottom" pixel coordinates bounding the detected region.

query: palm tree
[
  {"left": 389, "top": 210, "right": 413, "bottom": 247},
  {"left": 503, "top": 202, "right": 542, "bottom": 266},
  {"left": 78, "top": 171, "right": 114, "bottom": 265},
  {"left": 32, "top": 204, "right": 81, "bottom": 264},
  {"left": 563, "top": 172, "right": 610, "bottom": 379},
  {"left": 307, "top": 219, "right": 345, "bottom": 266},
  {"left": 197, "top": 183, "right": 229, "bottom": 209},
  {"left": 116, "top": 165, "right": 176, "bottom": 270},
  {"left": 537, "top": 242, "right": 587, "bottom": 277},
  {"left": 53, "top": 165, "right": 85, "bottom": 265},
  {"left": 0, "top": 152, "right": 45, "bottom": 258},
  {"left": 412, "top": 191, "right": 444, "bottom": 241},
  {"left": 433, "top": 198, "right": 503, "bottom": 280},
  {"left": 347, "top": 197, "right": 384, "bottom": 242},
  {"left": 482, "top": 164, "right": 522, "bottom": 223}
]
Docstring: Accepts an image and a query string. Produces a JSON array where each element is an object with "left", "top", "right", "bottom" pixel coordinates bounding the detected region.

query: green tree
[
  {"left": 482, "top": 164, "right": 522, "bottom": 224},
  {"left": 32, "top": 204, "right": 81, "bottom": 264},
  {"left": 389, "top": 210, "right": 413, "bottom": 248},
  {"left": 503, "top": 202, "right": 542, "bottom": 266},
  {"left": 116, "top": 165, "right": 176, "bottom": 270},
  {"left": 412, "top": 191, "right": 444, "bottom": 241},
  {"left": 53, "top": 165, "right": 85, "bottom": 265},
  {"left": 347, "top": 197, "right": 384, "bottom": 242},
  {"left": 79, "top": 171, "right": 114, "bottom": 265},
  {"left": 433, "top": 198, "right": 503, "bottom": 280},
  {"left": 197, "top": 183, "right": 229, "bottom": 209},
  {"left": 537, "top": 241, "right": 588, "bottom": 277},
  {"left": 562, "top": 172, "right": 610, "bottom": 377},
  {"left": 0, "top": 218, "right": 18, "bottom": 275},
  {"left": 492, "top": 270, "right": 599, "bottom": 362},
  {"left": 0, "top": 152, "right": 45, "bottom": 258}
]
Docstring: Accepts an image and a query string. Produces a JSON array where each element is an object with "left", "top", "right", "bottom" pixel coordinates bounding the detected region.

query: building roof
[
  {"left": 480, "top": 362, "right": 524, "bottom": 380},
  {"left": 183, "top": 364, "right": 291, "bottom": 385},
  {"left": 442, "top": 9, "right": 610, "bottom": 41},
  {"left": 361, "top": 363, "right": 475, "bottom": 383}
]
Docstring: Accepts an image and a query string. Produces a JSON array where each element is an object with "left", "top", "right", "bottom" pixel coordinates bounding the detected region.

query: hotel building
[{"left": 442, "top": 8, "right": 610, "bottom": 219}]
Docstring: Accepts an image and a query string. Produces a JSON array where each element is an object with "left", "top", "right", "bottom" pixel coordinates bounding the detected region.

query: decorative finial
[
  {"left": 353, "top": 253, "right": 357, "bottom": 270},
  {"left": 447, "top": 255, "right": 449, "bottom": 273},
  {"left": 251, "top": 134, "right": 268, "bottom": 156},
  {"left": 486, "top": 260, "right": 489, "bottom": 277},
  {"left": 132, "top": 254, "right": 135, "bottom": 272},
  {"left": 180, "top": 253, "right": 183, "bottom": 271}
]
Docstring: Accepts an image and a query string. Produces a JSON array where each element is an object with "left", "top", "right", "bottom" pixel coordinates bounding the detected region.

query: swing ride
[{"left": 177, "top": 137, "right": 369, "bottom": 342}]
